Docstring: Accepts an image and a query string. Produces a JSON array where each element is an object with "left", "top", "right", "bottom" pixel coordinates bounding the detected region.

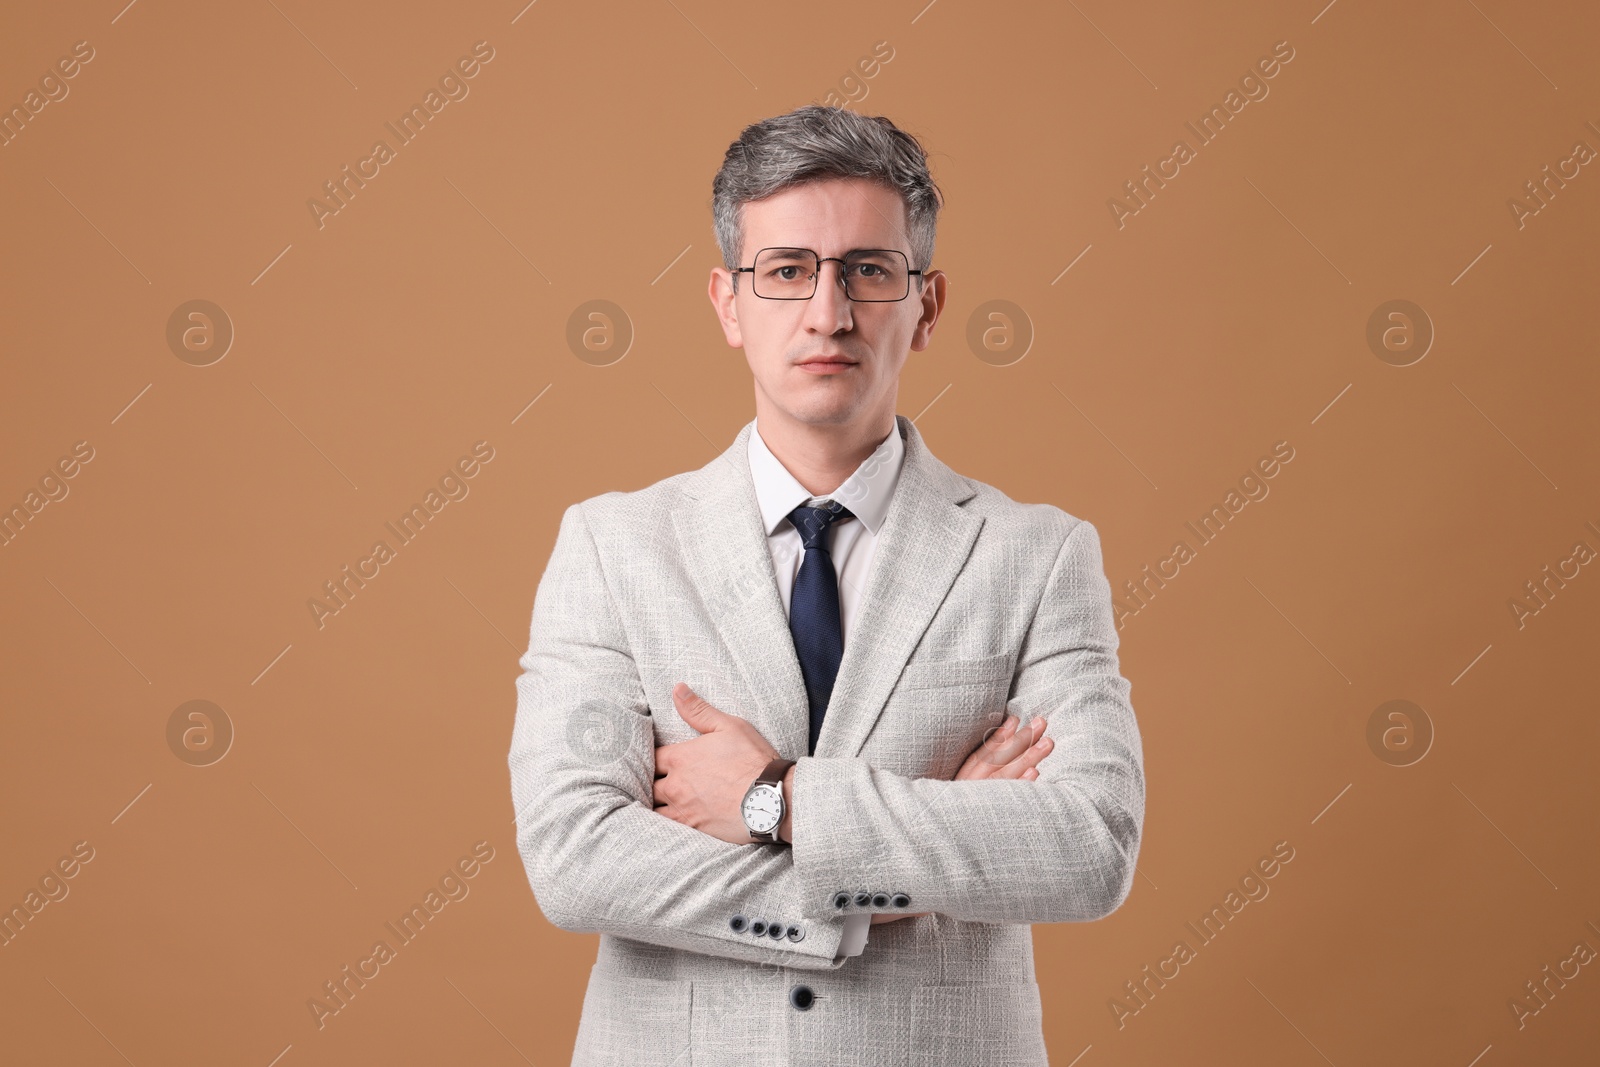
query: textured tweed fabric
[{"left": 509, "top": 414, "right": 1145, "bottom": 1065}]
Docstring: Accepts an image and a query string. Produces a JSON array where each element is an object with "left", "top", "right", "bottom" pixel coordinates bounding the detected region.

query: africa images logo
[
  {"left": 1107, "top": 39, "right": 1296, "bottom": 229},
  {"left": 307, "top": 441, "right": 495, "bottom": 629},
  {"left": 306, "top": 841, "right": 495, "bottom": 1030},
  {"left": 307, "top": 42, "right": 496, "bottom": 229}
]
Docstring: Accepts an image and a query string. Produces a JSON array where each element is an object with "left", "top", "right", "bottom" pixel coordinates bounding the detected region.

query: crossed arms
[
  {"left": 508, "top": 502, "right": 1145, "bottom": 971},
  {"left": 650, "top": 677, "right": 1056, "bottom": 935}
]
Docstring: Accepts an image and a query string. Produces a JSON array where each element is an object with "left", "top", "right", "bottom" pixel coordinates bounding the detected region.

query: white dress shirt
[{"left": 746, "top": 415, "right": 906, "bottom": 959}]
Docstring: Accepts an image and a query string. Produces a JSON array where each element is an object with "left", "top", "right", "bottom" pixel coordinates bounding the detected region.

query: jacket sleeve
[
  {"left": 509, "top": 501, "right": 855, "bottom": 970},
  {"left": 788, "top": 518, "right": 1146, "bottom": 925}
]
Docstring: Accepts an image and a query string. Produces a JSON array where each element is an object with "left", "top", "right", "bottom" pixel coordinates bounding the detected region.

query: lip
[{"left": 796, "top": 357, "right": 857, "bottom": 375}]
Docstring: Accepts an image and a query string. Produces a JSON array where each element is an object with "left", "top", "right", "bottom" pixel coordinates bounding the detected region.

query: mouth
[{"left": 796, "top": 356, "right": 858, "bottom": 375}]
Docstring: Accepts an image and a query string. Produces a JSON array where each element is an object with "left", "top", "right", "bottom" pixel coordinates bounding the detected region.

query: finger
[
  {"left": 1023, "top": 767, "right": 1039, "bottom": 781},
  {"left": 985, "top": 729, "right": 1049, "bottom": 780},
  {"left": 957, "top": 716, "right": 1025, "bottom": 780},
  {"left": 983, "top": 715, "right": 1042, "bottom": 767},
  {"left": 954, "top": 757, "right": 991, "bottom": 781},
  {"left": 956, "top": 721, "right": 1012, "bottom": 780},
  {"left": 672, "top": 683, "right": 728, "bottom": 729},
  {"left": 954, "top": 761, "right": 987, "bottom": 781},
  {"left": 977, "top": 715, "right": 1026, "bottom": 762},
  {"left": 991, "top": 732, "right": 1054, "bottom": 779},
  {"left": 873, "top": 910, "right": 934, "bottom": 925},
  {"left": 958, "top": 715, "right": 1047, "bottom": 781},
  {"left": 657, "top": 804, "right": 685, "bottom": 825},
  {"left": 981, "top": 714, "right": 1018, "bottom": 745}
]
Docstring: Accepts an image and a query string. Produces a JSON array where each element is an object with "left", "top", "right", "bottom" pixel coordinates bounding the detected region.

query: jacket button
[
  {"left": 853, "top": 891, "right": 870, "bottom": 907},
  {"left": 750, "top": 919, "right": 768, "bottom": 936},
  {"left": 767, "top": 922, "right": 784, "bottom": 940},
  {"left": 786, "top": 924, "right": 805, "bottom": 942},
  {"left": 833, "top": 892, "right": 850, "bottom": 909},
  {"left": 870, "top": 891, "right": 890, "bottom": 908},
  {"left": 892, "top": 893, "right": 911, "bottom": 908},
  {"left": 789, "top": 984, "right": 815, "bottom": 1011},
  {"left": 729, "top": 914, "right": 748, "bottom": 932}
]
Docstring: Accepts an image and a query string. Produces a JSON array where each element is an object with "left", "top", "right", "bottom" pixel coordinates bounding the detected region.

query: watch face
[{"left": 742, "top": 784, "right": 782, "bottom": 834}]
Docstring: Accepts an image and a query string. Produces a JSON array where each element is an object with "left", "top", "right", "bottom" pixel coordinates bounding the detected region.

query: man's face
[{"left": 708, "top": 177, "right": 946, "bottom": 434}]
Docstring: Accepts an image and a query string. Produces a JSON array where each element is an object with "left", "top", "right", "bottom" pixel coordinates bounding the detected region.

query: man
[{"left": 509, "top": 105, "right": 1144, "bottom": 1065}]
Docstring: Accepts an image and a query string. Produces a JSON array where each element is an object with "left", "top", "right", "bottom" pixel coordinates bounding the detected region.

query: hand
[
  {"left": 955, "top": 713, "right": 1051, "bottom": 781},
  {"left": 652, "top": 683, "right": 780, "bottom": 845},
  {"left": 873, "top": 714, "right": 1051, "bottom": 926},
  {"left": 871, "top": 910, "right": 931, "bottom": 925}
]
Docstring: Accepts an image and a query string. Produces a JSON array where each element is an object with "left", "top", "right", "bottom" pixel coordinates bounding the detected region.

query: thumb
[{"left": 672, "top": 683, "right": 724, "bottom": 727}]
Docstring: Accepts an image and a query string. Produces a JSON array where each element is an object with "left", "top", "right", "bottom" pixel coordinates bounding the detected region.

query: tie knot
[{"left": 788, "top": 502, "right": 854, "bottom": 550}]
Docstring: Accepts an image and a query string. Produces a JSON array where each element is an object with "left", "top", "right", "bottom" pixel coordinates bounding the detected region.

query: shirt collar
[{"left": 746, "top": 416, "right": 905, "bottom": 537}]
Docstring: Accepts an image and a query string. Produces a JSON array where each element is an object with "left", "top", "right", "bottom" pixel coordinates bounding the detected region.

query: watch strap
[{"left": 756, "top": 757, "right": 796, "bottom": 787}]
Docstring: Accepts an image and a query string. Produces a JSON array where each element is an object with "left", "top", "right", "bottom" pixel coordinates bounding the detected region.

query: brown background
[{"left": 2, "top": 0, "right": 1597, "bottom": 1063}]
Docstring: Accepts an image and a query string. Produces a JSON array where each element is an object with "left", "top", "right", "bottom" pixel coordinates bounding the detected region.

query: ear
[
  {"left": 708, "top": 266, "right": 745, "bottom": 349},
  {"left": 908, "top": 269, "right": 947, "bottom": 352}
]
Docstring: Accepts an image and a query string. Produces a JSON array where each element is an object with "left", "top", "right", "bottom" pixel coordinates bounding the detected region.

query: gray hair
[{"left": 711, "top": 105, "right": 943, "bottom": 288}]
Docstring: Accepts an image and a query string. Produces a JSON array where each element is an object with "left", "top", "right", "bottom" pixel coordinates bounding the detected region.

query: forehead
[{"left": 740, "top": 177, "right": 910, "bottom": 255}]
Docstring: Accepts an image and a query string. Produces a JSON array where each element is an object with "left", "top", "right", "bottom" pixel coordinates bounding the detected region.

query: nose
[{"left": 803, "top": 260, "right": 853, "bottom": 334}]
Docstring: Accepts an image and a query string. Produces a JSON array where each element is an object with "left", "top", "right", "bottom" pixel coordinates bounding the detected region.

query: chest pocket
[
  {"left": 870, "top": 651, "right": 1015, "bottom": 777},
  {"left": 893, "top": 650, "right": 1014, "bottom": 692}
]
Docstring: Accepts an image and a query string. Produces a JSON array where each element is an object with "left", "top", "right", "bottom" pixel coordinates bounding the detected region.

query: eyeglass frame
[{"left": 732, "top": 246, "right": 926, "bottom": 302}]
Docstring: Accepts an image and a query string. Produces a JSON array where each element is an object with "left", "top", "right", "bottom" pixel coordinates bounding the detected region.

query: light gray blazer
[{"left": 509, "top": 414, "right": 1144, "bottom": 1066}]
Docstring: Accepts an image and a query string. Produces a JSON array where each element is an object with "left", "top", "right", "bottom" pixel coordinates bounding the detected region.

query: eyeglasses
[{"left": 734, "top": 247, "right": 923, "bottom": 302}]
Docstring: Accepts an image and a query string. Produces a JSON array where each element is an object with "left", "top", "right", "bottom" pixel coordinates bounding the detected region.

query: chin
[{"left": 779, "top": 395, "right": 863, "bottom": 426}]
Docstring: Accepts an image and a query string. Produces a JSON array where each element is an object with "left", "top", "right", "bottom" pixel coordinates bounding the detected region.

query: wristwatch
[{"left": 741, "top": 757, "right": 796, "bottom": 844}]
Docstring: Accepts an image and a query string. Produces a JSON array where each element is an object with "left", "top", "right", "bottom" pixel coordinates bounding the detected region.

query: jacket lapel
[
  {"left": 671, "top": 423, "right": 812, "bottom": 758},
  {"left": 818, "top": 415, "right": 982, "bottom": 758},
  {"left": 671, "top": 414, "right": 982, "bottom": 761}
]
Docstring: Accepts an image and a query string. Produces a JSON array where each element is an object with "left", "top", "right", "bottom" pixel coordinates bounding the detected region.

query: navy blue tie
[{"left": 787, "top": 502, "right": 854, "bottom": 756}]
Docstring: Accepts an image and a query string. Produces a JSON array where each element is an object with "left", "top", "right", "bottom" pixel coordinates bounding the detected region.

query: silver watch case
[{"left": 741, "top": 780, "right": 785, "bottom": 839}]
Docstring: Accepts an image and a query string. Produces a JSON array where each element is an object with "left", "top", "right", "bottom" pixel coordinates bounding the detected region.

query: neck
[{"left": 754, "top": 399, "right": 896, "bottom": 497}]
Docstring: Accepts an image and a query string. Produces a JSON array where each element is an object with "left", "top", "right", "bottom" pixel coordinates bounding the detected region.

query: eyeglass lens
[{"left": 751, "top": 248, "right": 910, "bottom": 301}]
